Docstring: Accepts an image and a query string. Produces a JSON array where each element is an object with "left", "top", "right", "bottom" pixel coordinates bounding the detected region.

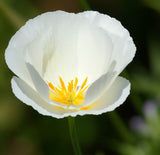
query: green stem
[
  {"left": 79, "top": 0, "right": 91, "bottom": 10},
  {"left": 0, "top": 1, "right": 25, "bottom": 29},
  {"left": 68, "top": 117, "right": 82, "bottom": 155},
  {"left": 108, "top": 111, "right": 134, "bottom": 143}
]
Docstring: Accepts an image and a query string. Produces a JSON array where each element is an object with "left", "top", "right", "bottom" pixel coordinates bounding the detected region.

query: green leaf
[{"left": 142, "top": 0, "right": 160, "bottom": 13}]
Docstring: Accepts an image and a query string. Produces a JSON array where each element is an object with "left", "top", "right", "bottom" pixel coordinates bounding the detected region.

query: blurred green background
[{"left": 0, "top": 0, "right": 160, "bottom": 154}]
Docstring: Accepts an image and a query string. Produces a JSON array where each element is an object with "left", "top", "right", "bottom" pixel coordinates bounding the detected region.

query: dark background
[{"left": 0, "top": 0, "right": 160, "bottom": 154}]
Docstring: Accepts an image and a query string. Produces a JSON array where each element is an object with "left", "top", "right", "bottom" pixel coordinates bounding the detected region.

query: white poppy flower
[{"left": 5, "top": 10, "right": 136, "bottom": 118}]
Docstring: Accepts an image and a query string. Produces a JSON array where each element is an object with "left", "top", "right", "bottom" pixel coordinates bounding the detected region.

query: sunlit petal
[{"left": 6, "top": 10, "right": 136, "bottom": 118}]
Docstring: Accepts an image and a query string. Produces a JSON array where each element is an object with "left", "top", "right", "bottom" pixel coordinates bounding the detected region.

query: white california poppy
[{"left": 5, "top": 10, "right": 136, "bottom": 118}]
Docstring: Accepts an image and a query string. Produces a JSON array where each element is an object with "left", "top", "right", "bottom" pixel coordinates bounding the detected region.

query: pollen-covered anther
[{"left": 48, "top": 77, "right": 89, "bottom": 106}]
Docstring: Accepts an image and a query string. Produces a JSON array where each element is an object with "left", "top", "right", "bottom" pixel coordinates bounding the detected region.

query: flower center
[{"left": 48, "top": 77, "right": 89, "bottom": 106}]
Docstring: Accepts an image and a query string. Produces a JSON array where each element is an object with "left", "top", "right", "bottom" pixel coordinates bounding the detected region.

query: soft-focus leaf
[
  {"left": 142, "top": 0, "right": 160, "bottom": 13},
  {"left": 148, "top": 39, "right": 160, "bottom": 78},
  {"left": 132, "top": 74, "right": 160, "bottom": 96}
]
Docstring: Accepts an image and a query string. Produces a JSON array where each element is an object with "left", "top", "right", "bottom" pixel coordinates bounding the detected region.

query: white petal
[
  {"left": 75, "top": 21, "right": 113, "bottom": 83},
  {"left": 42, "top": 11, "right": 81, "bottom": 84},
  {"left": 11, "top": 75, "right": 130, "bottom": 118},
  {"left": 26, "top": 63, "right": 66, "bottom": 108},
  {"left": 5, "top": 10, "right": 113, "bottom": 87},
  {"left": 11, "top": 76, "right": 97, "bottom": 118},
  {"left": 79, "top": 76, "right": 130, "bottom": 115},
  {"left": 24, "top": 32, "right": 54, "bottom": 77},
  {"left": 43, "top": 12, "right": 113, "bottom": 84},
  {"left": 78, "top": 11, "right": 136, "bottom": 74},
  {"left": 5, "top": 11, "right": 78, "bottom": 85},
  {"left": 78, "top": 11, "right": 129, "bottom": 36},
  {"left": 5, "top": 45, "right": 32, "bottom": 86},
  {"left": 26, "top": 63, "right": 49, "bottom": 102},
  {"left": 79, "top": 72, "right": 117, "bottom": 108},
  {"left": 11, "top": 76, "right": 65, "bottom": 118}
]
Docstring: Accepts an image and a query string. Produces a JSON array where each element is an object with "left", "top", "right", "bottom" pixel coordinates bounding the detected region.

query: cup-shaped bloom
[{"left": 5, "top": 11, "right": 136, "bottom": 118}]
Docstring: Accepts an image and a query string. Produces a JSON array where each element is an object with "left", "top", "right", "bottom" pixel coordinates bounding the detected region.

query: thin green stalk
[
  {"left": 79, "top": 0, "right": 91, "bottom": 10},
  {"left": 108, "top": 111, "right": 134, "bottom": 143},
  {"left": 0, "top": 1, "right": 25, "bottom": 29},
  {"left": 68, "top": 117, "right": 81, "bottom": 155}
]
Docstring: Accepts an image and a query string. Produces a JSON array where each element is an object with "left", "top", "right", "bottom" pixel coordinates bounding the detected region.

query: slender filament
[{"left": 48, "top": 77, "right": 89, "bottom": 106}]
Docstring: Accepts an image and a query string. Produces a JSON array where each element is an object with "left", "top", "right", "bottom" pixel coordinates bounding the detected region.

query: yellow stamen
[
  {"left": 48, "top": 82, "right": 55, "bottom": 90},
  {"left": 74, "top": 77, "right": 78, "bottom": 90},
  {"left": 68, "top": 80, "right": 73, "bottom": 93},
  {"left": 79, "top": 105, "right": 92, "bottom": 110},
  {"left": 49, "top": 77, "right": 89, "bottom": 106},
  {"left": 59, "top": 76, "right": 67, "bottom": 92},
  {"left": 81, "top": 77, "right": 88, "bottom": 90}
]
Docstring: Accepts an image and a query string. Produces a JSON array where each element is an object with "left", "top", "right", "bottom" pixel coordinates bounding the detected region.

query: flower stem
[{"left": 68, "top": 117, "right": 82, "bottom": 155}]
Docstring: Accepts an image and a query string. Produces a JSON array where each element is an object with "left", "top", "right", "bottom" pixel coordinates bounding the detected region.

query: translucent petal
[
  {"left": 79, "top": 72, "right": 117, "bottom": 108},
  {"left": 78, "top": 11, "right": 136, "bottom": 74},
  {"left": 5, "top": 11, "right": 113, "bottom": 86},
  {"left": 81, "top": 76, "right": 130, "bottom": 115},
  {"left": 26, "top": 63, "right": 66, "bottom": 108},
  {"left": 11, "top": 76, "right": 65, "bottom": 118}
]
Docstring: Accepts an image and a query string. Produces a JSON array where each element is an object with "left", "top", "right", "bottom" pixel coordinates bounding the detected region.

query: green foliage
[
  {"left": 117, "top": 100, "right": 160, "bottom": 155},
  {"left": 142, "top": 0, "right": 160, "bottom": 13}
]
